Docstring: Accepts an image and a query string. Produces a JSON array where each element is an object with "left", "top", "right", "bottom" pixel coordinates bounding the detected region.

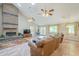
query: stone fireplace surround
[{"left": 1, "top": 4, "right": 18, "bottom": 36}]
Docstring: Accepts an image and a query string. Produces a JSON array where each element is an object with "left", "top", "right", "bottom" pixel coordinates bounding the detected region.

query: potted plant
[{"left": 18, "top": 33, "right": 23, "bottom": 36}]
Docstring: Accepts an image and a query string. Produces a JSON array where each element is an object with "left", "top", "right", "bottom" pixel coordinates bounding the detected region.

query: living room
[{"left": 0, "top": 3, "right": 79, "bottom": 57}]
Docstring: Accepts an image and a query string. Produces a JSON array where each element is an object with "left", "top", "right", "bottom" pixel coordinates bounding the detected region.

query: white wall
[
  {"left": 18, "top": 13, "right": 29, "bottom": 34},
  {"left": 18, "top": 12, "right": 38, "bottom": 35},
  {"left": 0, "top": 5, "right": 2, "bottom": 35}
]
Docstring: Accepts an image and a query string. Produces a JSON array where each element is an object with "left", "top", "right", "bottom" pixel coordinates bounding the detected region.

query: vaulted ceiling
[{"left": 14, "top": 3, "right": 79, "bottom": 25}]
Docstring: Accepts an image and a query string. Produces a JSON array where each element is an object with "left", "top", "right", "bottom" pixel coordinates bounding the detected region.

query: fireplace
[
  {"left": 6, "top": 32, "right": 16, "bottom": 36},
  {"left": 3, "top": 28, "right": 17, "bottom": 36}
]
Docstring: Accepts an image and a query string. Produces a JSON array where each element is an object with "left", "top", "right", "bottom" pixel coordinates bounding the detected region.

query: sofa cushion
[{"left": 36, "top": 37, "right": 53, "bottom": 48}]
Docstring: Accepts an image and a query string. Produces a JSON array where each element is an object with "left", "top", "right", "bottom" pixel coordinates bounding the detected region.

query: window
[
  {"left": 66, "top": 24, "right": 75, "bottom": 34},
  {"left": 39, "top": 26, "right": 46, "bottom": 35},
  {"left": 49, "top": 25, "right": 58, "bottom": 33}
]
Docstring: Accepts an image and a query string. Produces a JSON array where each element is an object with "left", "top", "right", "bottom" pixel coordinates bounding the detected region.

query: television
[{"left": 23, "top": 29, "right": 31, "bottom": 34}]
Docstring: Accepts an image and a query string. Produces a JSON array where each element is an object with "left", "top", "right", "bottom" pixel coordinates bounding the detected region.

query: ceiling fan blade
[{"left": 49, "top": 9, "right": 54, "bottom": 12}]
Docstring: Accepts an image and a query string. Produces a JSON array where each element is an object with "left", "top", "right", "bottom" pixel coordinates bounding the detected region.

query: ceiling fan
[{"left": 40, "top": 9, "right": 54, "bottom": 16}]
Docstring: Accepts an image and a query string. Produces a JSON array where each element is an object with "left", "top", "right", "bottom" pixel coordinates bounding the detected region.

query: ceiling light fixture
[
  {"left": 43, "top": 13, "right": 49, "bottom": 17},
  {"left": 27, "top": 17, "right": 35, "bottom": 23}
]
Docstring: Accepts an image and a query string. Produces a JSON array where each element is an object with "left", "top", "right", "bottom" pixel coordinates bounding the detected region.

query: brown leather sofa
[{"left": 30, "top": 34, "right": 64, "bottom": 56}]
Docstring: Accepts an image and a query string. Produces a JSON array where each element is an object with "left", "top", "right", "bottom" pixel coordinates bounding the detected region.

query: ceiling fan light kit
[{"left": 43, "top": 13, "right": 49, "bottom": 16}]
